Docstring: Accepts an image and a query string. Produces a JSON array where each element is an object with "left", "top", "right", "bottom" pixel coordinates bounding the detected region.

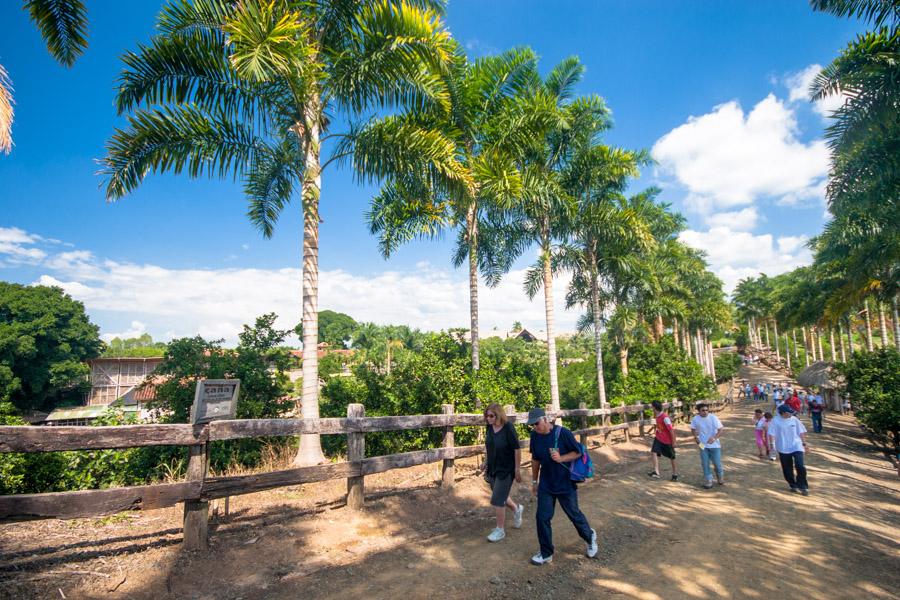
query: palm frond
[
  {"left": 0, "top": 64, "right": 13, "bottom": 154},
  {"left": 544, "top": 56, "right": 584, "bottom": 103},
  {"left": 25, "top": 0, "right": 88, "bottom": 67},
  {"left": 244, "top": 136, "right": 302, "bottom": 238},
  {"left": 100, "top": 104, "right": 261, "bottom": 200},
  {"left": 810, "top": 0, "right": 900, "bottom": 28}
]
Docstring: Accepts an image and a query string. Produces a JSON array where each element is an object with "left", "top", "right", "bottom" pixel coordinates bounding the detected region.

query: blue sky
[{"left": 0, "top": 1, "right": 861, "bottom": 344}]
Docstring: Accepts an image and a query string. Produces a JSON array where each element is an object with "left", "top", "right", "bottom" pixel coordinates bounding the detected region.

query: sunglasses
[{"left": 485, "top": 413, "right": 496, "bottom": 418}]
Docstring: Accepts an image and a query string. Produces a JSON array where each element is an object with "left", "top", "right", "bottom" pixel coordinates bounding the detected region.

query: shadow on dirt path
[{"left": 2, "top": 361, "right": 898, "bottom": 599}]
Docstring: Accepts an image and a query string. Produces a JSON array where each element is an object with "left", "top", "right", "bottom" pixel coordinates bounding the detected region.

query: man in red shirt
[
  {"left": 648, "top": 400, "right": 678, "bottom": 481},
  {"left": 787, "top": 392, "right": 802, "bottom": 413}
]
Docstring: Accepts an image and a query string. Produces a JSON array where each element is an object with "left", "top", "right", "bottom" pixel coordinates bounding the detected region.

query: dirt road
[{"left": 3, "top": 362, "right": 899, "bottom": 599}]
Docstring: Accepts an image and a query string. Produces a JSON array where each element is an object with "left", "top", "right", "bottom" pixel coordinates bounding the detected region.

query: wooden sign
[{"left": 190, "top": 379, "right": 240, "bottom": 424}]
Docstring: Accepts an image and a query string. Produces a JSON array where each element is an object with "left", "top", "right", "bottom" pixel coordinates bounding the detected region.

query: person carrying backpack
[{"left": 527, "top": 408, "right": 598, "bottom": 565}]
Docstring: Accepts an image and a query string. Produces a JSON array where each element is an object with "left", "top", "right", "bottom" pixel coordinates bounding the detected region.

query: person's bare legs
[
  {"left": 651, "top": 452, "right": 660, "bottom": 475},
  {"left": 669, "top": 458, "right": 678, "bottom": 477},
  {"left": 494, "top": 505, "right": 506, "bottom": 529}
]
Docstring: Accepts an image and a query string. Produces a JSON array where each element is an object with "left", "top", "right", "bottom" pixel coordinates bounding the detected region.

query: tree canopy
[{"left": 0, "top": 283, "right": 102, "bottom": 412}]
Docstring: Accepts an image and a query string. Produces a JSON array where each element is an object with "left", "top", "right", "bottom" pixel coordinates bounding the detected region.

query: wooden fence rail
[{"left": 0, "top": 397, "right": 732, "bottom": 549}]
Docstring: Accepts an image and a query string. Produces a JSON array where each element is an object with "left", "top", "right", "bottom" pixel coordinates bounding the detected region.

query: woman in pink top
[{"left": 753, "top": 409, "right": 768, "bottom": 459}]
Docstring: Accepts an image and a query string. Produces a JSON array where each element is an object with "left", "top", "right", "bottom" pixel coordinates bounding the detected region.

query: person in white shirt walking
[
  {"left": 690, "top": 403, "right": 724, "bottom": 489},
  {"left": 768, "top": 404, "right": 810, "bottom": 495}
]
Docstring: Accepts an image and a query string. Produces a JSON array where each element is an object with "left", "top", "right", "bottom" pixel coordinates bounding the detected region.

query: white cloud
[
  {"left": 703, "top": 207, "right": 759, "bottom": 231},
  {"left": 0, "top": 226, "right": 47, "bottom": 264},
  {"left": 785, "top": 63, "right": 847, "bottom": 118},
  {"left": 100, "top": 320, "right": 148, "bottom": 342},
  {"left": 652, "top": 95, "right": 829, "bottom": 209},
  {"left": 18, "top": 228, "right": 578, "bottom": 345},
  {"left": 679, "top": 227, "right": 813, "bottom": 294}
]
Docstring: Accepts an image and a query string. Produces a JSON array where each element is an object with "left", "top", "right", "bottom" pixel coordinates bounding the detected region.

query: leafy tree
[
  {"left": 0, "top": 283, "right": 102, "bottom": 412},
  {"left": 838, "top": 347, "right": 900, "bottom": 452},
  {"left": 103, "top": 333, "right": 167, "bottom": 357},
  {"left": 2, "top": 0, "right": 89, "bottom": 153},
  {"left": 99, "top": 0, "right": 454, "bottom": 466},
  {"left": 145, "top": 313, "right": 294, "bottom": 474},
  {"left": 315, "top": 310, "right": 358, "bottom": 348}
]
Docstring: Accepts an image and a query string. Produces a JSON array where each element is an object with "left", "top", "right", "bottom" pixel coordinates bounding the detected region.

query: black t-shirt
[{"left": 485, "top": 421, "right": 520, "bottom": 477}]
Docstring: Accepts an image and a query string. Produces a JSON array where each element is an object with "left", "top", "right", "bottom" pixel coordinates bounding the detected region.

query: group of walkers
[
  {"left": 479, "top": 381, "right": 821, "bottom": 565},
  {"left": 480, "top": 403, "right": 597, "bottom": 565},
  {"left": 741, "top": 380, "right": 827, "bottom": 434}
]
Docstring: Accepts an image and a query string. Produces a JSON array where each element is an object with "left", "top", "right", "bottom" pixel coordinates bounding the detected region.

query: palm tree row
[
  {"left": 732, "top": 2, "right": 899, "bottom": 370},
  {"left": 806, "top": 0, "right": 899, "bottom": 346},
  {"left": 96, "top": 0, "right": 728, "bottom": 462}
]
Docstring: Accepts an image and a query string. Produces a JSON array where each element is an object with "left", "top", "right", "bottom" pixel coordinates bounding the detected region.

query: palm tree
[
  {"left": 99, "top": 0, "right": 453, "bottom": 465},
  {"left": 349, "top": 44, "right": 538, "bottom": 406},
  {"left": 510, "top": 58, "right": 611, "bottom": 410},
  {"left": 1, "top": 0, "right": 89, "bottom": 153},
  {"left": 557, "top": 145, "right": 651, "bottom": 410},
  {"left": 810, "top": 1, "right": 899, "bottom": 319}
]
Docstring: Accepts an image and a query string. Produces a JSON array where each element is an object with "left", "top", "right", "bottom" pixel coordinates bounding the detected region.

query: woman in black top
[{"left": 478, "top": 403, "right": 524, "bottom": 542}]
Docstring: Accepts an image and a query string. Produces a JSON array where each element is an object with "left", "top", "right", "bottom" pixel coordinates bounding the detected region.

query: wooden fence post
[
  {"left": 578, "top": 402, "right": 588, "bottom": 447},
  {"left": 183, "top": 442, "right": 209, "bottom": 551},
  {"left": 624, "top": 407, "right": 632, "bottom": 442},
  {"left": 638, "top": 403, "right": 646, "bottom": 437},
  {"left": 441, "top": 404, "right": 455, "bottom": 489},
  {"left": 346, "top": 403, "right": 365, "bottom": 510}
]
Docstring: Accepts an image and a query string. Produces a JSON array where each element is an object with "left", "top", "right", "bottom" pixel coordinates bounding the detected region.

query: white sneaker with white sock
[
  {"left": 586, "top": 528, "right": 598, "bottom": 558},
  {"left": 512, "top": 504, "right": 524, "bottom": 529},
  {"left": 487, "top": 527, "right": 506, "bottom": 542}
]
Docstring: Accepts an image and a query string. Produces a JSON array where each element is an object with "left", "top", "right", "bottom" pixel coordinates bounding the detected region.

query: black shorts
[
  {"left": 485, "top": 473, "right": 514, "bottom": 507},
  {"left": 652, "top": 438, "right": 676, "bottom": 460}
]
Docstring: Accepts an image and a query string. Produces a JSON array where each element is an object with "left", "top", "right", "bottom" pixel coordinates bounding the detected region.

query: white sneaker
[
  {"left": 487, "top": 527, "right": 506, "bottom": 542},
  {"left": 530, "top": 552, "right": 552, "bottom": 565},
  {"left": 512, "top": 504, "right": 524, "bottom": 529},
  {"left": 586, "top": 528, "right": 598, "bottom": 558}
]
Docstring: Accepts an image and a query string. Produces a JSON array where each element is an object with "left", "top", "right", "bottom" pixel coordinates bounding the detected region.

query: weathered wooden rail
[{"left": 0, "top": 397, "right": 729, "bottom": 549}]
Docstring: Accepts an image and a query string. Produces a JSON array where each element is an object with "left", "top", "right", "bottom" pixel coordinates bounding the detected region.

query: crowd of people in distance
[{"left": 477, "top": 369, "right": 836, "bottom": 565}]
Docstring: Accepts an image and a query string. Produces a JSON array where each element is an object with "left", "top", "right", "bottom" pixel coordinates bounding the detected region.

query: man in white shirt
[
  {"left": 690, "top": 403, "right": 724, "bottom": 489},
  {"left": 768, "top": 404, "right": 810, "bottom": 495}
]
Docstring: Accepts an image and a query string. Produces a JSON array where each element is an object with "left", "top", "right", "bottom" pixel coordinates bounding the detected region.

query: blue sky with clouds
[{"left": 0, "top": 1, "right": 861, "bottom": 344}]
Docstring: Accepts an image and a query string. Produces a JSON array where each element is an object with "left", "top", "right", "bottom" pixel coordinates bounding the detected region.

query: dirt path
[{"left": 3, "top": 362, "right": 899, "bottom": 599}]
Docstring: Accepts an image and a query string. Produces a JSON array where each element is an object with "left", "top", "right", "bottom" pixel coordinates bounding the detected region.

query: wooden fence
[{"left": 0, "top": 397, "right": 730, "bottom": 550}]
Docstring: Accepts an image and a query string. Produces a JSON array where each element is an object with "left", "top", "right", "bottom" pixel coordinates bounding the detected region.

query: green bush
[
  {"left": 838, "top": 347, "right": 900, "bottom": 451},
  {"left": 714, "top": 352, "right": 742, "bottom": 383}
]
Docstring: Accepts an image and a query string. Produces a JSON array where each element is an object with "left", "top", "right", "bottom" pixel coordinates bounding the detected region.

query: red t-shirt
[
  {"left": 787, "top": 396, "right": 801, "bottom": 412},
  {"left": 655, "top": 412, "right": 674, "bottom": 445}
]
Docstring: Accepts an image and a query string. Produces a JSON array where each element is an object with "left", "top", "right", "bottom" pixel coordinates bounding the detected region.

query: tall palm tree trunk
[
  {"left": 466, "top": 204, "right": 481, "bottom": 408},
  {"left": 878, "top": 301, "right": 888, "bottom": 349},
  {"left": 684, "top": 326, "right": 692, "bottom": 358},
  {"left": 816, "top": 327, "right": 824, "bottom": 360},
  {"left": 540, "top": 226, "right": 560, "bottom": 410},
  {"left": 846, "top": 315, "right": 855, "bottom": 355},
  {"left": 792, "top": 329, "right": 799, "bottom": 359},
  {"left": 707, "top": 337, "right": 716, "bottom": 380},
  {"left": 802, "top": 326, "right": 810, "bottom": 367},
  {"left": 829, "top": 328, "right": 837, "bottom": 362},
  {"left": 838, "top": 320, "right": 847, "bottom": 362},
  {"left": 295, "top": 102, "right": 325, "bottom": 466},
  {"left": 893, "top": 294, "right": 900, "bottom": 351},
  {"left": 588, "top": 251, "right": 607, "bottom": 411},
  {"left": 764, "top": 322, "right": 770, "bottom": 348},
  {"left": 785, "top": 333, "right": 792, "bottom": 371},
  {"left": 654, "top": 315, "right": 664, "bottom": 342},
  {"left": 618, "top": 346, "right": 629, "bottom": 378},
  {"left": 773, "top": 320, "right": 780, "bottom": 360},
  {"left": 864, "top": 299, "right": 874, "bottom": 351}
]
